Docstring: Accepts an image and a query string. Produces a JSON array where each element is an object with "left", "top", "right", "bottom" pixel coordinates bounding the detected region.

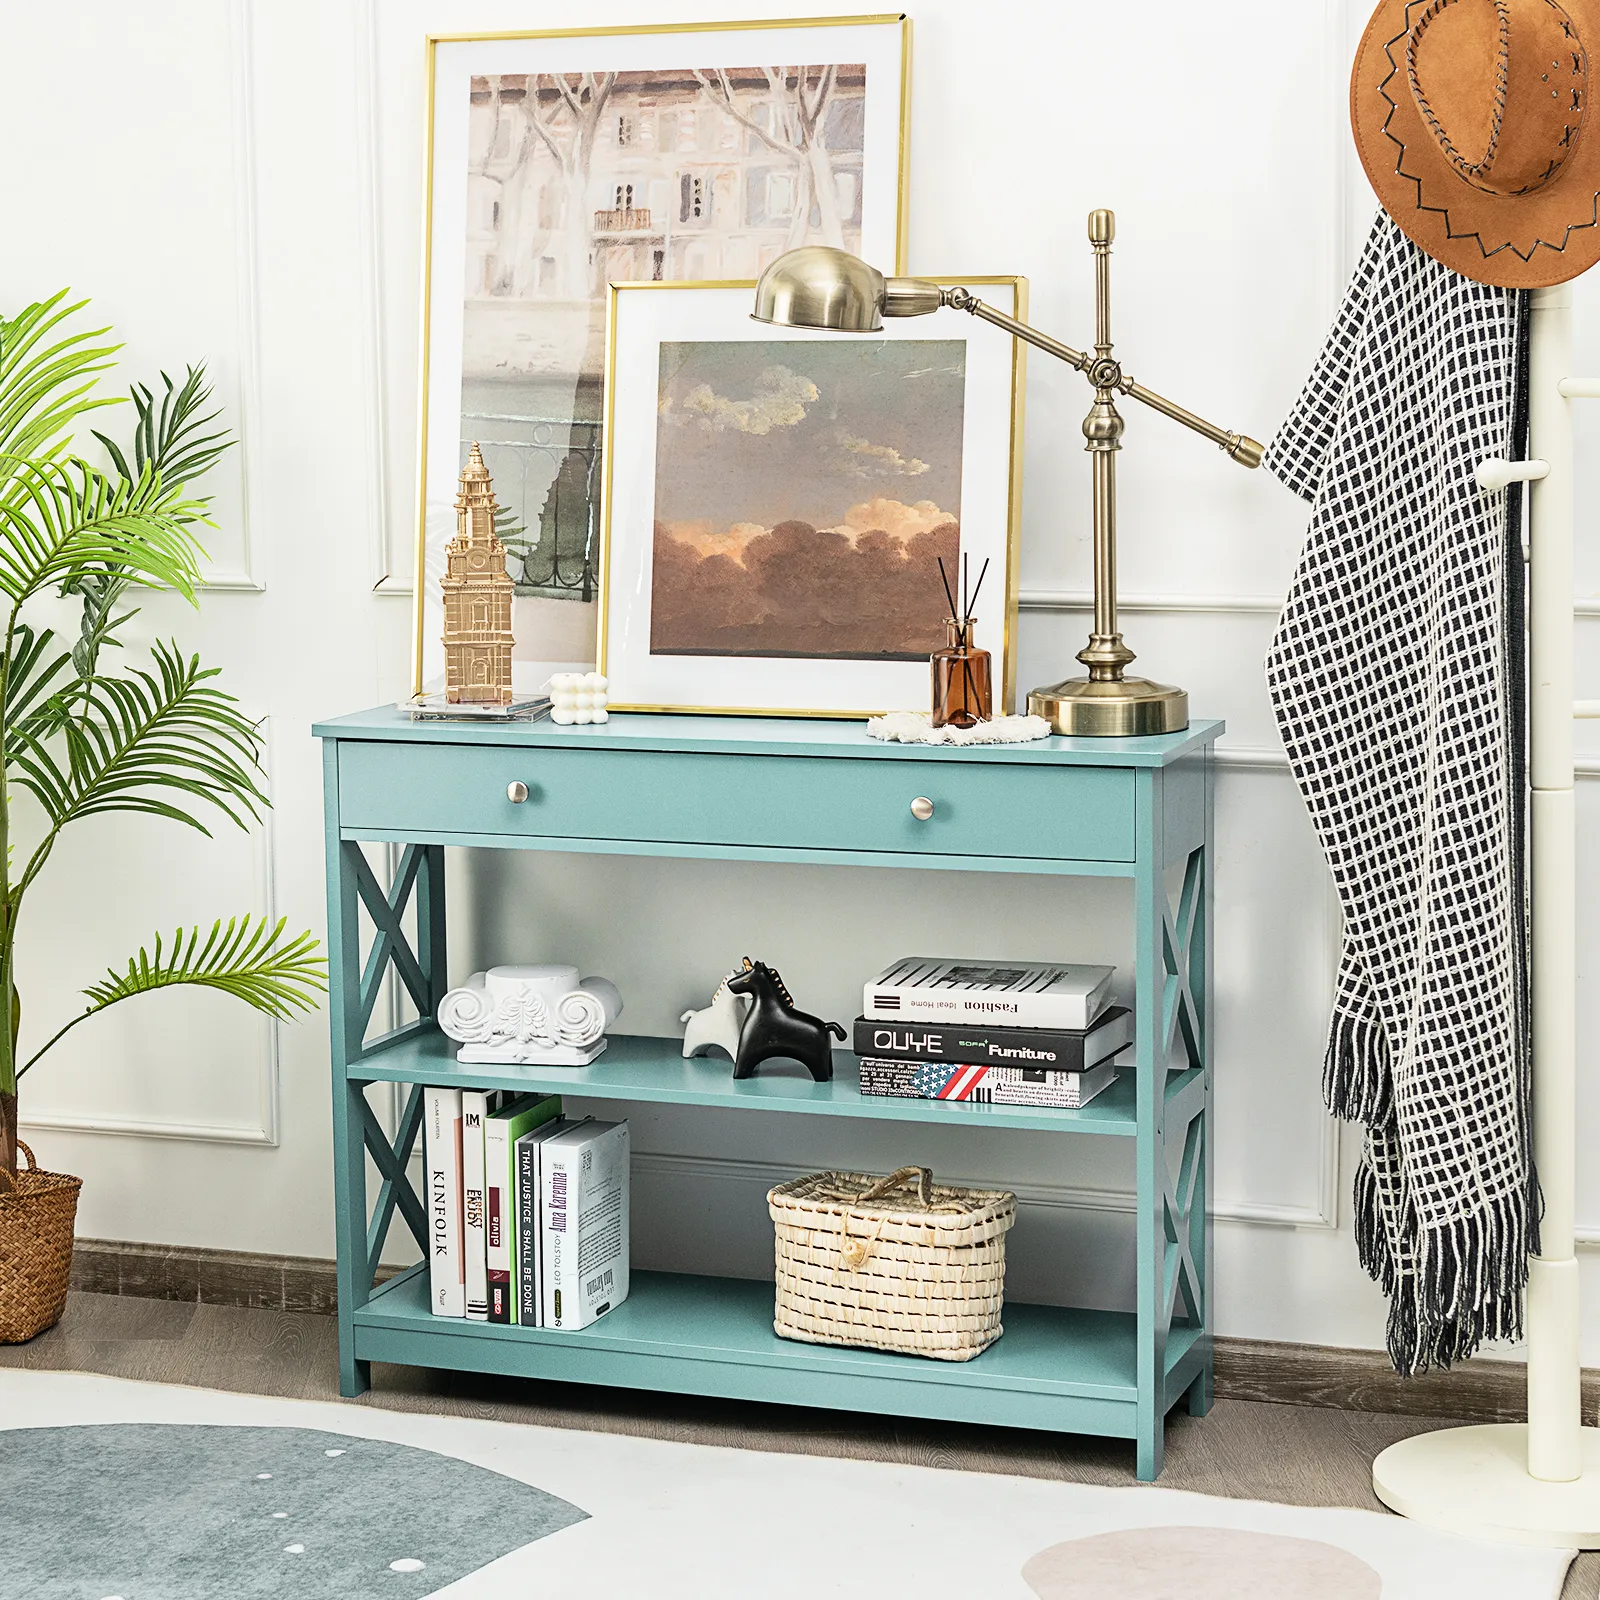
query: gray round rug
[{"left": 0, "top": 1422, "right": 588, "bottom": 1598}]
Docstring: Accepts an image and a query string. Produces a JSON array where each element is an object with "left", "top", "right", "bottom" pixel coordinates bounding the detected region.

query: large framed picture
[
  {"left": 598, "top": 278, "right": 1026, "bottom": 717},
  {"left": 410, "top": 16, "right": 913, "bottom": 696}
]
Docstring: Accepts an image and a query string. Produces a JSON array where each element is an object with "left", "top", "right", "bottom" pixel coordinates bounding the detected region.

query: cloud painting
[{"left": 650, "top": 339, "right": 966, "bottom": 659}]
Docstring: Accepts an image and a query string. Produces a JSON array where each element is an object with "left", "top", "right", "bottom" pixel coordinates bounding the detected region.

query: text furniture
[{"left": 315, "top": 707, "right": 1219, "bottom": 1480}]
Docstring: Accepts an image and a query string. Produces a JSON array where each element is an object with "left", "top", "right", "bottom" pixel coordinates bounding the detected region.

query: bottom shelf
[{"left": 354, "top": 1266, "right": 1207, "bottom": 1440}]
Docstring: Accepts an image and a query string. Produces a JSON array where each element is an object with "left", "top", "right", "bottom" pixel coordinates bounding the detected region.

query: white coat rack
[{"left": 1372, "top": 283, "right": 1600, "bottom": 1547}]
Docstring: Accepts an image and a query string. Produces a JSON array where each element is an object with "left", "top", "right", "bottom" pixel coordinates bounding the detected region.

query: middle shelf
[{"left": 349, "top": 1028, "right": 1200, "bottom": 1137}]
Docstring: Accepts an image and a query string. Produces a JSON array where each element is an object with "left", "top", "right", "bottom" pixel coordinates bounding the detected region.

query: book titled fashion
[
  {"left": 460, "top": 1090, "right": 492, "bottom": 1322},
  {"left": 851, "top": 1006, "right": 1131, "bottom": 1072},
  {"left": 514, "top": 1116, "right": 577, "bottom": 1327},
  {"left": 484, "top": 1092, "right": 562, "bottom": 1324},
  {"left": 541, "top": 1119, "right": 630, "bottom": 1331},
  {"left": 858, "top": 1051, "right": 1126, "bottom": 1109},
  {"left": 423, "top": 1086, "right": 464, "bottom": 1317},
  {"left": 863, "top": 958, "right": 1115, "bottom": 1031}
]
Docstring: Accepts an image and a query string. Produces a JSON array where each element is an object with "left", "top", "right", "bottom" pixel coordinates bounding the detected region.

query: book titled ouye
[
  {"left": 858, "top": 1051, "right": 1126, "bottom": 1108},
  {"left": 423, "top": 1086, "right": 464, "bottom": 1317},
  {"left": 541, "top": 1120, "right": 630, "bottom": 1331},
  {"left": 852, "top": 1006, "right": 1132, "bottom": 1071},
  {"left": 484, "top": 1092, "right": 562, "bottom": 1324},
  {"left": 863, "top": 959, "right": 1115, "bottom": 1030}
]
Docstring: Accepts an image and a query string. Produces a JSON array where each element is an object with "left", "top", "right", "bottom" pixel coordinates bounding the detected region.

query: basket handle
[
  {"left": 0, "top": 1140, "right": 34, "bottom": 1196},
  {"left": 856, "top": 1166, "right": 934, "bottom": 1207}
]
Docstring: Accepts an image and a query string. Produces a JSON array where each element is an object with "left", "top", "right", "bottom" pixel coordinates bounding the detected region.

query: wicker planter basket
[
  {"left": 768, "top": 1165, "right": 1016, "bottom": 1362},
  {"left": 0, "top": 1141, "right": 82, "bottom": 1344}
]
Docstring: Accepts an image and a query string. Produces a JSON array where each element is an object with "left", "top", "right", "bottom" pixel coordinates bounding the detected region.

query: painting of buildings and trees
[
  {"left": 650, "top": 339, "right": 966, "bottom": 661},
  {"left": 460, "top": 64, "right": 868, "bottom": 606}
]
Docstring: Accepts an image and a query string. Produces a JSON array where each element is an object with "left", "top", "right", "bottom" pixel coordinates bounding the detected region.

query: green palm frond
[
  {"left": 93, "top": 366, "right": 230, "bottom": 492},
  {"left": 9, "top": 638, "right": 266, "bottom": 842},
  {"left": 17, "top": 916, "right": 327, "bottom": 1077},
  {"left": 3, "top": 622, "right": 72, "bottom": 729},
  {"left": 0, "top": 455, "right": 206, "bottom": 608},
  {"left": 0, "top": 291, "right": 122, "bottom": 481}
]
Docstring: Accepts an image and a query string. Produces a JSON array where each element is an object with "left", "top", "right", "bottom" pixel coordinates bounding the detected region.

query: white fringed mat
[{"left": 865, "top": 711, "right": 1052, "bottom": 746}]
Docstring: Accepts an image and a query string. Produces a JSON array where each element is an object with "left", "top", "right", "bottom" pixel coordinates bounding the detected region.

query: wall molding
[
  {"left": 199, "top": 0, "right": 266, "bottom": 595},
  {"left": 353, "top": 0, "right": 400, "bottom": 596},
  {"left": 1020, "top": 589, "right": 1600, "bottom": 619},
  {"left": 19, "top": 718, "right": 284, "bottom": 1149},
  {"left": 631, "top": 1147, "right": 1337, "bottom": 1233}
]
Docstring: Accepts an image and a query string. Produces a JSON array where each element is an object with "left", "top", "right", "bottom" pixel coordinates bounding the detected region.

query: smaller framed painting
[{"left": 598, "top": 277, "right": 1025, "bottom": 717}]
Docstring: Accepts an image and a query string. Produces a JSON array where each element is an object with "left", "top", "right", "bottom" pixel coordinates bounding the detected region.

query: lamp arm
[{"left": 938, "top": 288, "right": 1264, "bottom": 468}]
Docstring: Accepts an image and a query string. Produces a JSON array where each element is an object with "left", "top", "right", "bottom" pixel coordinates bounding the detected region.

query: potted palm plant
[{"left": 0, "top": 290, "right": 326, "bottom": 1340}]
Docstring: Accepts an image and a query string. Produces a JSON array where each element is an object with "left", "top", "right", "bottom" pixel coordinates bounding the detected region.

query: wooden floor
[{"left": 4, "top": 1291, "right": 1593, "bottom": 1595}]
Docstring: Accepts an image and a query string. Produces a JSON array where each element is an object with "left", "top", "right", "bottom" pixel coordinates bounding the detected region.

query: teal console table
[{"left": 315, "top": 707, "right": 1220, "bottom": 1480}]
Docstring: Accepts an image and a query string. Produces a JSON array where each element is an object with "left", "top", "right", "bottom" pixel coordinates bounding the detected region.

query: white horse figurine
[{"left": 680, "top": 971, "right": 752, "bottom": 1062}]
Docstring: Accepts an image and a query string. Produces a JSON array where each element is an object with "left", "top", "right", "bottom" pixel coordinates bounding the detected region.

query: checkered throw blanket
[{"left": 1265, "top": 215, "right": 1535, "bottom": 1374}]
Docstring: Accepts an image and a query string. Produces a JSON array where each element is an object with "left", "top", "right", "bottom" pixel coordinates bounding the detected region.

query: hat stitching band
[
  {"left": 1406, "top": 0, "right": 1511, "bottom": 189},
  {"left": 1377, "top": 0, "right": 1600, "bottom": 260}
]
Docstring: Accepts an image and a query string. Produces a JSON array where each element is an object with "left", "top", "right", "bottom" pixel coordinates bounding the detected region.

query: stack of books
[
  {"left": 423, "top": 1086, "right": 630, "bottom": 1331},
  {"left": 854, "top": 958, "right": 1131, "bottom": 1108}
]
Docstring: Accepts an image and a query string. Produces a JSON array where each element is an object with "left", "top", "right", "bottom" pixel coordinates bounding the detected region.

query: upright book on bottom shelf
[
  {"left": 542, "top": 1119, "right": 630, "bottom": 1331},
  {"left": 514, "top": 1116, "right": 575, "bottom": 1327},
  {"left": 485, "top": 1092, "right": 562, "bottom": 1323},
  {"left": 461, "top": 1090, "right": 491, "bottom": 1321},
  {"left": 424, "top": 1086, "right": 464, "bottom": 1317}
]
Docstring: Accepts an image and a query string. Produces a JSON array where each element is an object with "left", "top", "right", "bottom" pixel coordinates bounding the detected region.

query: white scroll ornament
[{"left": 437, "top": 964, "right": 623, "bottom": 1066}]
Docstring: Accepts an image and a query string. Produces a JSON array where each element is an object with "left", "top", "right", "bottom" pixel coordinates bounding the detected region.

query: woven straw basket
[
  {"left": 0, "top": 1141, "right": 82, "bottom": 1343},
  {"left": 768, "top": 1166, "right": 1016, "bottom": 1361}
]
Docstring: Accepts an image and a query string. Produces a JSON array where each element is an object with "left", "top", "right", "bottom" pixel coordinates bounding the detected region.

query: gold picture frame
[
  {"left": 596, "top": 275, "right": 1027, "bottom": 719},
  {"left": 409, "top": 14, "right": 914, "bottom": 697}
]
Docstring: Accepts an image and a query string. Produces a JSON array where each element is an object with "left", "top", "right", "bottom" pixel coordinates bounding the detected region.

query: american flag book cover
[{"left": 857, "top": 1052, "right": 1125, "bottom": 1108}]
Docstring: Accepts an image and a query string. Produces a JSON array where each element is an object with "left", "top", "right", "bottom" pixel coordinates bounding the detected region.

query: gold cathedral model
[{"left": 441, "top": 442, "right": 514, "bottom": 707}]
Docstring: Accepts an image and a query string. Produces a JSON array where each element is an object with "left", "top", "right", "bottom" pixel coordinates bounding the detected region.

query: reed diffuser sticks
[{"left": 932, "top": 555, "right": 994, "bottom": 729}]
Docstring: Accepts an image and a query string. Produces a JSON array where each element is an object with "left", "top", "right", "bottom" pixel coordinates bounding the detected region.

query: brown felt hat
[{"left": 1352, "top": 0, "right": 1600, "bottom": 286}]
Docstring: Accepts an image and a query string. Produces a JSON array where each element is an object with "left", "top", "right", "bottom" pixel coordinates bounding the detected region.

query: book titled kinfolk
[
  {"left": 858, "top": 1051, "right": 1126, "bottom": 1109},
  {"left": 423, "top": 1086, "right": 464, "bottom": 1317},
  {"left": 542, "top": 1119, "right": 630, "bottom": 1332},
  {"left": 485, "top": 1092, "right": 562, "bottom": 1324},
  {"left": 852, "top": 1006, "right": 1132, "bottom": 1072},
  {"left": 864, "top": 959, "right": 1114, "bottom": 1031}
]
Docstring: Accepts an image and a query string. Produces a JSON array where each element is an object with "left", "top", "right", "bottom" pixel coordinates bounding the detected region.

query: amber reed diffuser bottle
[{"left": 931, "top": 555, "right": 993, "bottom": 729}]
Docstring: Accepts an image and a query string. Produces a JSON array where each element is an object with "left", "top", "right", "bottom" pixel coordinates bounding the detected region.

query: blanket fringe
[
  {"left": 1352, "top": 1152, "right": 1529, "bottom": 1375},
  {"left": 1323, "top": 1006, "right": 1391, "bottom": 1126}
]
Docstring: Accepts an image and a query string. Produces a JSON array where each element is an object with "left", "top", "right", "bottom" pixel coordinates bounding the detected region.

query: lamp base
[{"left": 1027, "top": 675, "right": 1189, "bottom": 738}]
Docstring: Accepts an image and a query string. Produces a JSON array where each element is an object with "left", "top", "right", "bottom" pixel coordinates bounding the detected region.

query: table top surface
[{"left": 314, "top": 705, "right": 1225, "bottom": 769}]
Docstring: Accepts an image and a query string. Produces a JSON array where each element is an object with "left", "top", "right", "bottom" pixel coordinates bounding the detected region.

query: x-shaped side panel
[
  {"left": 1161, "top": 1108, "right": 1204, "bottom": 1330},
  {"left": 359, "top": 1083, "right": 428, "bottom": 1286},
  {"left": 348, "top": 842, "right": 431, "bottom": 1037},
  {"left": 1160, "top": 846, "right": 1204, "bottom": 1075}
]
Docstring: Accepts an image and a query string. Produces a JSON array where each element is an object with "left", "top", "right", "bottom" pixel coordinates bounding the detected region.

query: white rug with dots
[{"left": 0, "top": 1369, "right": 1573, "bottom": 1599}]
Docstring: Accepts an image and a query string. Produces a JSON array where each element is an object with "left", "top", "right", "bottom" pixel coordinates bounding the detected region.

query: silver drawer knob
[
  {"left": 507, "top": 781, "right": 529, "bottom": 804},
  {"left": 910, "top": 796, "right": 935, "bottom": 821}
]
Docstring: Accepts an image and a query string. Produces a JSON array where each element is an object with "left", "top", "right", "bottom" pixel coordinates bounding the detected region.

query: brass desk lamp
[{"left": 752, "top": 210, "right": 1264, "bottom": 736}]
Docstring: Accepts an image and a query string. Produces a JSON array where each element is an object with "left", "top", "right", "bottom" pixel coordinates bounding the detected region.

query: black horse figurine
[{"left": 727, "top": 957, "right": 845, "bottom": 1082}]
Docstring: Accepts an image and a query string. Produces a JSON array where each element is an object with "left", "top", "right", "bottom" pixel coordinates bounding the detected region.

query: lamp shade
[{"left": 751, "top": 246, "right": 886, "bottom": 332}]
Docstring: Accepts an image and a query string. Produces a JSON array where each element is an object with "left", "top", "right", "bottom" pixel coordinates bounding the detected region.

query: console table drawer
[{"left": 337, "top": 740, "right": 1135, "bottom": 862}]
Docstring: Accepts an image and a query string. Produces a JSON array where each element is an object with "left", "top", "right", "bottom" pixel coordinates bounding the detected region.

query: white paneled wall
[{"left": 7, "top": 0, "right": 1600, "bottom": 1358}]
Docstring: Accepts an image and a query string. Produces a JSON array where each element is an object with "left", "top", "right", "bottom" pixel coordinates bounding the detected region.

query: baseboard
[
  {"left": 69, "top": 1237, "right": 1589, "bottom": 1425},
  {"left": 69, "top": 1237, "right": 401, "bottom": 1317}
]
